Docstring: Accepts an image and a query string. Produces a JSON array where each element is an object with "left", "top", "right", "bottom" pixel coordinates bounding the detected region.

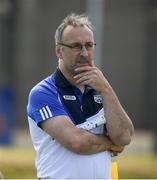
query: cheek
[
  {"left": 66, "top": 52, "right": 77, "bottom": 61},
  {"left": 89, "top": 52, "right": 94, "bottom": 60}
]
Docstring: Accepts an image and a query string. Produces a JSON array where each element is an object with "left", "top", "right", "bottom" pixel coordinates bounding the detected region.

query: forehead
[{"left": 62, "top": 25, "right": 94, "bottom": 43}]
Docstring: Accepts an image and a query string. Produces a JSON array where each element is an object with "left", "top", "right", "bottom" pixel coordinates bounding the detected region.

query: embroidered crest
[
  {"left": 63, "top": 95, "right": 76, "bottom": 100},
  {"left": 94, "top": 95, "right": 102, "bottom": 103}
]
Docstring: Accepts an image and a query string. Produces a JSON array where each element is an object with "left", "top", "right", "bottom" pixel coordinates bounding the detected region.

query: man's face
[{"left": 57, "top": 25, "right": 95, "bottom": 75}]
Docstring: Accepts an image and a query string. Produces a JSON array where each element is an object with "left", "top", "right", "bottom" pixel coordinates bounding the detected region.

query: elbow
[
  {"left": 117, "top": 135, "right": 132, "bottom": 146},
  {"left": 70, "top": 142, "right": 82, "bottom": 153},
  {"left": 112, "top": 131, "right": 133, "bottom": 146},
  {"left": 66, "top": 138, "right": 86, "bottom": 154}
]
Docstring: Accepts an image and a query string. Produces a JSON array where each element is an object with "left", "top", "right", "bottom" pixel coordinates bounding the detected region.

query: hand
[
  {"left": 109, "top": 144, "right": 125, "bottom": 154},
  {"left": 74, "top": 65, "right": 111, "bottom": 93},
  {"left": 102, "top": 135, "right": 125, "bottom": 154},
  {"left": 100, "top": 135, "right": 125, "bottom": 154}
]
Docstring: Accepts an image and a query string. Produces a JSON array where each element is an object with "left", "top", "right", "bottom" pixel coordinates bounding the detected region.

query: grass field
[
  {"left": 118, "top": 152, "right": 157, "bottom": 179},
  {"left": 0, "top": 146, "right": 36, "bottom": 179},
  {"left": 0, "top": 146, "right": 157, "bottom": 179}
]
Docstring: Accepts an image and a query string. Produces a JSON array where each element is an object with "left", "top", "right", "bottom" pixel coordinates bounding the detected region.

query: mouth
[{"left": 76, "top": 61, "right": 90, "bottom": 67}]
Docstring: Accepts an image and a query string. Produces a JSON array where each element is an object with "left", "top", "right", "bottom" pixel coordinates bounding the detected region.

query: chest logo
[
  {"left": 94, "top": 95, "right": 102, "bottom": 104},
  {"left": 63, "top": 95, "right": 76, "bottom": 100}
]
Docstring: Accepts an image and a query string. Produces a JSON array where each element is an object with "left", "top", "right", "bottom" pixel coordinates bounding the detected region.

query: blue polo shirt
[{"left": 27, "top": 68, "right": 111, "bottom": 179}]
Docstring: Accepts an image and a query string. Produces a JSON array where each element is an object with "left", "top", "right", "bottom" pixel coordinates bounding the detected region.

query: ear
[{"left": 55, "top": 46, "right": 62, "bottom": 59}]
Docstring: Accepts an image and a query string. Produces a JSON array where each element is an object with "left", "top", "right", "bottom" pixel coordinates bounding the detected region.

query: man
[{"left": 27, "top": 13, "right": 134, "bottom": 179}]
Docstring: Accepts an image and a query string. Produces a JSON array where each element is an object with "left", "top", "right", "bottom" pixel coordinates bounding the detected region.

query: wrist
[
  {"left": 100, "top": 83, "right": 113, "bottom": 94},
  {"left": 103, "top": 136, "right": 112, "bottom": 151}
]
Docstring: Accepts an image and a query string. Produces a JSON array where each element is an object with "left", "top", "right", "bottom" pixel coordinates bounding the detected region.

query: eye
[
  {"left": 71, "top": 43, "right": 82, "bottom": 50},
  {"left": 85, "top": 42, "right": 95, "bottom": 49}
]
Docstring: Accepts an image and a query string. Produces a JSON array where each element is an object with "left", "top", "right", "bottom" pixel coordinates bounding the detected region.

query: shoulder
[
  {"left": 27, "top": 75, "right": 60, "bottom": 114},
  {"left": 28, "top": 75, "right": 57, "bottom": 101},
  {"left": 27, "top": 75, "right": 67, "bottom": 123}
]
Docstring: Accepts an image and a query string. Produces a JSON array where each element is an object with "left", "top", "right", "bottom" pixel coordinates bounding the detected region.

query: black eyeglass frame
[{"left": 57, "top": 42, "right": 96, "bottom": 51}]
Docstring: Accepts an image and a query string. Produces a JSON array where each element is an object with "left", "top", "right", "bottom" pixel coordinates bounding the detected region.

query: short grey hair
[{"left": 55, "top": 13, "right": 94, "bottom": 45}]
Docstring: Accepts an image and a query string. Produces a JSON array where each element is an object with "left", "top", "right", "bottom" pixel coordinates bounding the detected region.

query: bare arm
[
  {"left": 74, "top": 65, "right": 134, "bottom": 146},
  {"left": 40, "top": 115, "right": 124, "bottom": 154},
  {"left": 101, "top": 87, "right": 134, "bottom": 146}
]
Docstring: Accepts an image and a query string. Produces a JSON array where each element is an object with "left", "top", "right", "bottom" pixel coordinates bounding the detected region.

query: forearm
[
  {"left": 41, "top": 116, "right": 114, "bottom": 155},
  {"left": 72, "top": 131, "right": 111, "bottom": 154},
  {"left": 42, "top": 114, "right": 124, "bottom": 155},
  {"left": 101, "top": 87, "right": 134, "bottom": 146},
  {"left": 70, "top": 129, "right": 123, "bottom": 155}
]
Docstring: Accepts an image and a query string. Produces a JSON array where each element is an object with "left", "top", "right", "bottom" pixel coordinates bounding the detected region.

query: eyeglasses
[{"left": 57, "top": 42, "right": 96, "bottom": 51}]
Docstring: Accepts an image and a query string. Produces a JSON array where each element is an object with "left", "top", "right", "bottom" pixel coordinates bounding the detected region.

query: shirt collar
[{"left": 53, "top": 68, "right": 71, "bottom": 88}]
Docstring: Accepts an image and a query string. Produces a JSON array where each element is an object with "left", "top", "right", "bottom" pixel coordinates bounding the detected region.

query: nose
[{"left": 79, "top": 46, "right": 88, "bottom": 57}]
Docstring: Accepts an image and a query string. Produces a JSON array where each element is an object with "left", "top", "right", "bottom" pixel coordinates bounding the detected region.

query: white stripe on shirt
[
  {"left": 40, "top": 106, "right": 53, "bottom": 120},
  {"left": 40, "top": 109, "right": 46, "bottom": 120},
  {"left": 46, "top": 105, "right": 53, "bottom": 117},
  {"left": 42, "top": 107, "right": 49, "bottom": 119}
]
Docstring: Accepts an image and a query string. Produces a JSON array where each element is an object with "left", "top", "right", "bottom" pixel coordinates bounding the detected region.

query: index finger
[
  {"left": 75, "top": 66, "right": 95, "bottom": 73},
  {"left": 89, "top": 60, "right": 95, "bottom": 67}
]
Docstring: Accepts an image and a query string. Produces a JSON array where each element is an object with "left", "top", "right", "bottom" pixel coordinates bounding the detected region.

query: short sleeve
[{"left": 27, "top": 83, "right": 68, "bottom": 126}]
